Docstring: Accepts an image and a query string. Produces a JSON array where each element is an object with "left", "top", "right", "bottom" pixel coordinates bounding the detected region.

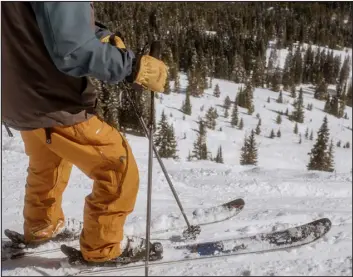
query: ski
[
  {"left": 2, "top": 198, "right": 245, "bottom": 261},
  {"left": 1, "top": 229, "right": 81, "bottom": 261},
  {"left": 62, "top": 217, "right": 331, "bottom": 276}
]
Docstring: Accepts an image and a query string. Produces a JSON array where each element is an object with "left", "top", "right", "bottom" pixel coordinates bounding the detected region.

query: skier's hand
[
  {"left": 102, "top": 33, "right": 168, "bottom": 93},
  {"left": 130, "top": 55, "right": 168, "bottom": 93}
]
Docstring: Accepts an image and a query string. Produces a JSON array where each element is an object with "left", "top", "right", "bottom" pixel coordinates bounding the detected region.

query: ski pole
[
  {"left": 144, "top": 41, "right": 161, "bottom": 276},
  {"left": 123, "top": 84, "right": 200, "bottom": 240}
]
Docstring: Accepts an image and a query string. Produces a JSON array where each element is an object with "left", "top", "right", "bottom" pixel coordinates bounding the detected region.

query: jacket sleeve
[{"left": 30, "top": 2, "right": 134, "bottom": 83}]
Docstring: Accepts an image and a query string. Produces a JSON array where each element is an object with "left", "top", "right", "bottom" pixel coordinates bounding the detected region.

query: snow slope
[{"left": 2, "top": 72, "right": 352, "bottom": 276}]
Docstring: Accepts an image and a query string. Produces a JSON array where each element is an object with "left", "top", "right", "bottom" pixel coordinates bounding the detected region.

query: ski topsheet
[
  {"left": 62, "top": 217, "right": 332, "bottom": 276},
  {"left": 2, "top": 198, "right": 245, "bottom": 261}
]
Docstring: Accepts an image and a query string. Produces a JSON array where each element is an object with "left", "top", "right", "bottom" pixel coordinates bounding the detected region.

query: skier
[{"left": 2, "top": 2, "right": 167, "bottom": 263}]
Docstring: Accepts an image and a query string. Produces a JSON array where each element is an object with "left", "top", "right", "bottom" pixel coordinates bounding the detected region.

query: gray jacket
[{"left": 30, "top": 2, "right": 135, "bottom": 83}]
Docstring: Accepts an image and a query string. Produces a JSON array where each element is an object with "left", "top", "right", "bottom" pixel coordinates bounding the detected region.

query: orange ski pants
[{"left": 20, "top": 115, "right": 139, "bottom": 262}]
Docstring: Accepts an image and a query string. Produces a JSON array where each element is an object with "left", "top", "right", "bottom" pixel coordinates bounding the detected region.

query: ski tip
[
  {"left": 224, "top": 198, "right": 245, "bottom": 210},
  {"left": 313, "top": 217, "right": 332, "bottom": 228},
  {"left": 4, "top": 229, "right": 25, "bottom": 244},
  {"left": 61, "top": 244, "right": 79, "bottom": 257}
]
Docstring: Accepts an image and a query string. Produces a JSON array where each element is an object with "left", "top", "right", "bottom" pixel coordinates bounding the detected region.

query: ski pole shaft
[
  {"left": 145, "top": 89, "right": 154, "bottom": 277},
  {"left": 145, "top": 41, "right": 161, "bottom": 277}
]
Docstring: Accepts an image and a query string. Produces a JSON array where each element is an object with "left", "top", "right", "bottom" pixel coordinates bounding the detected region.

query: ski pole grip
[{"left": 149, "top": 41, "right": 161, "bottom": 59}]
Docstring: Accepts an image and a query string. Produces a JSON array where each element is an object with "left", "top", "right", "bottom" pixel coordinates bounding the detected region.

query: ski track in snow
[{"left": 2, "top": 47, "right": 352, "bottom": 275}]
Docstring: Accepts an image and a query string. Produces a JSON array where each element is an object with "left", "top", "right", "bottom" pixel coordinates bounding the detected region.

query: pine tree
[
  {"left": 192, "top": 120, "right": 208, "bottom": 160},
  {"left": 347, "top": 82, "right": 352, "bottom": 107},
  {"left": 213, "top": 84, "right": 221, "bottom": 98},
  {"left": 166, "top": 124, "right": 179, "bottom": 159},
  {"left": 291, "top": 87, "right": 304, "bottom": 123},
  {"left": 253, "top": 55, "right": 266, "bottom": 88},
  {"left": 303, "top": 45, "right": 314, "bottom": 83},
  {"left": 154, "top": 111, "right": 178, "bottom": 159},
  {"left": 248, "top": 103, "right": 255, "bottom": 115},
  {"left": 307, "top": 116, "right": 334, "bottom": 172},
  {"left": 237, "top": 81, "right": 254, "bottom": 112},
  {"left": 205, "top": 107, "right": 217, "bottom": 130},
  {"left": 186, "top": 68, "right": 198, "bottom": 97},
  {"left": 271, "top": 67, "right": 282, "bottom": 92},
  {"left": 231, "top": 103, "right": 239, "bottom": 127},
  {"left": 224, "top": 95, "right": 231, "bottom": 109},
  {"left": 290, "top": 85, "right": 297, "bottom": 98},
  {"left": 277, "top": 129, "right": 281, "bottom": 138},
  {"left": 305, "top": 127, "right": 309, "bottom": 139},
  {"left": 339, "top": 56, "right": 351, "bottom": 89},
  {"left": 187, "top": 150, "right": 192, "bottom": 161},
  {"left": 310, "top": 130, "right": 314, "bottom": 140},
  {"left": 326, "top": 140, "right": 335, "bottom": 172},
  {"left": 324, "top": 96, "right": 331, "bottom": 113},
  {"left": 276, "top": 90, "right": 284, "bottom": 103},
  {"left": 213, "top": 108, "right": 219, "bottom": 119},
  {"left": 314, "top": 79, "right": 328, "bottom": 100},
  {"left": 267, "top": 48, "right": 277, "bottom": 87},
  {"left": 269, "top": 129, "right": 275, "bottom": 139},
  {"left": 282, "top": 51, "right": 294, "bottom": 90},
  {"left": 215, "top": 145, "right": 224, "bottom": 163},
  {"left": 238, "top": 118, "right": 244, "bottom": 130},
  {"left": 164, "top": 74, "right": 171, "bottom": 95},
  {"left": 224, "top": 108, "right": 229, "bottom": 118},
  {"left": 255, "top": 119, "right": 261, "bottom": 135},
  {"left": 181, "top": 92, "right": 192, "bottom": 115},
  {"left": 231, "top": 55, "right": 247, "bottom": 83},
  {"left": 338, "top": 99, "right": 346, "bottom": 118},
  {"left": 293, "top": 46, "right": 303, "bottom": 84},
  {"left": 174, "top": 74, "right": 181, "bottom": 93},
  {"left": 294, "top": 122, "right": 299, "bottom": 134},
  {"left": 330, "top": 96, "right": 340, "bottom": 117},
  {"left": 240, "top": 130, "right": 258, "bottom": 165},
  {"left": 276, "top": 114, "right": 282, "bottom": 124}
]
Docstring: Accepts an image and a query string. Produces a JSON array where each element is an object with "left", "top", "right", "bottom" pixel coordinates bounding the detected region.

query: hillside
[{"left": 2, "top": 68, "right": 352, "bottom": 275}]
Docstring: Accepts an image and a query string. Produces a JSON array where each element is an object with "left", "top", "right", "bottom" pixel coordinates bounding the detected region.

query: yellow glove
[
  {"left": 101, "top": 34, "right": 168, "bottom": 93},
  {"left": 133, "top": 55, "right": 168, "bottom": 93}
]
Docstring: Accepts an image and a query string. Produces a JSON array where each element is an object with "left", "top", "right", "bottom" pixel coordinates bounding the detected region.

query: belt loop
[{"left": 45, "top": 128, "right": 52, "bottom": 144}]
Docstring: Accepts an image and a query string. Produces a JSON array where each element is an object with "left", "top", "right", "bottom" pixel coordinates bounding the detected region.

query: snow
[
  {"left": 2, "top": 70, "right": 352, "bottom": 274},
  {"left": 205, "top": 30, "right": 217, "bottom": 36}
]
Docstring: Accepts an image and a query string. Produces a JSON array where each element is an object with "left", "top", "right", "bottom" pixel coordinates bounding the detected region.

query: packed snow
[{"left": 2, "top": 66, "right": 352, "bottom": 274}]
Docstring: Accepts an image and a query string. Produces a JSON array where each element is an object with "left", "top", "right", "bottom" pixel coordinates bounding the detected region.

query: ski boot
[{"left": 61, "top": 236, "right": 163, "bottom": 267}]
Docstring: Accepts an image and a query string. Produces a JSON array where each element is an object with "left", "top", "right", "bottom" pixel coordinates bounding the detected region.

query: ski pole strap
[{"left": 3, "top": 122, "right": 14, "bottom": 137}]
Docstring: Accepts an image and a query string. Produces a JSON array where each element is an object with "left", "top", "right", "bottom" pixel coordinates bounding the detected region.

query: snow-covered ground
[{"left": 2, "top": 70, "right": 352, "bottom": 275}]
